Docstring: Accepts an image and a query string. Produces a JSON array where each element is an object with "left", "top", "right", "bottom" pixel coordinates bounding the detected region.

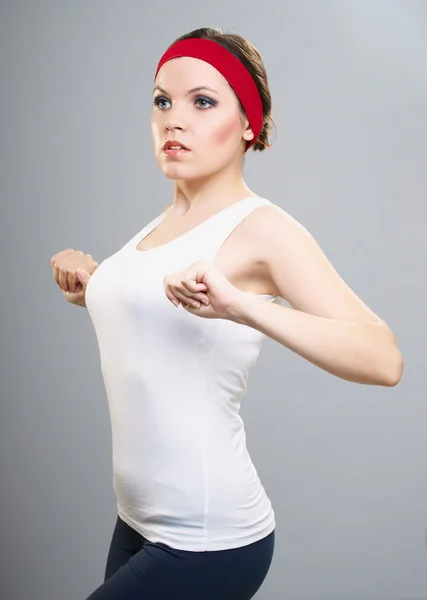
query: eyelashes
[{"left": 152, "top": 95, "right": 217, "bottom": 110}]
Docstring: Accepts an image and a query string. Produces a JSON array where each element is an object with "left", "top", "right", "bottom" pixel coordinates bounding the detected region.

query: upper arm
[{"left": 252, "top": 205, "right": 385, "bottom": 324}]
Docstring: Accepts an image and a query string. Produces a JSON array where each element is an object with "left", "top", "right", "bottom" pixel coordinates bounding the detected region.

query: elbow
[
  {"left": 372, "top": 323, "right": 404, "bottom": 387},
  {"left": 380, "top": 349, "right": 404, "bottom": 387}
]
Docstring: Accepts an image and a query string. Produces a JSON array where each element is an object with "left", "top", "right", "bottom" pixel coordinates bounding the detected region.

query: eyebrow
[{"left": 153, "top": 85, "right": 219, "bottom": 96}]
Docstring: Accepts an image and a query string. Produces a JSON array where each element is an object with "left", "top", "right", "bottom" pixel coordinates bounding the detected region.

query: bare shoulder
[
  {"left": 242, "top": 202, "right": 384, "bottom": 323},
  {"left": 242, "top": 203, "right": 309, "bottom": 258}
]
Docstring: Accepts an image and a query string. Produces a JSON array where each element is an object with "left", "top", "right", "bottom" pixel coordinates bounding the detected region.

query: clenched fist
[
  {"left": 163, "top": 260, "right": 245, "bottom": 321},
  {"left": 50, "top": 249, "right": 98, "bottom": 307}
]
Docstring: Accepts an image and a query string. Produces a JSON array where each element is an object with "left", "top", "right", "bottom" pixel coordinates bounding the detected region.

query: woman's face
[{"left": 151, "top": 56, "right": 254, "bottom": 180}]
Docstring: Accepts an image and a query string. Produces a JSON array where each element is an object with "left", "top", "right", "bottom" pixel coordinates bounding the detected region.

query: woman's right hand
[{"left": 50, "top": 249, "right": 99, "bottom": 307}]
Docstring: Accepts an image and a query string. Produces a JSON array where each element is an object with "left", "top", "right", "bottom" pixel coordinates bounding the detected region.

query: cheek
[
  {"left": 151, "top": 118, "right": 160, "bottom": 141},
  {"left": 210, "top": 116, "right": 241, "bottom": 146}
]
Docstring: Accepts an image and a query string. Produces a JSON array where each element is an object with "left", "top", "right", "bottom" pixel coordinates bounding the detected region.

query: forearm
[{"left": 229, "top": 294, "right": 403, "bottom": 386}]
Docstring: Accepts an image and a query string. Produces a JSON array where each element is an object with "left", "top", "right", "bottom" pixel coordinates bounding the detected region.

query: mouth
[{"left": 163, "top": 140, "right": 191, "bottom": 156}]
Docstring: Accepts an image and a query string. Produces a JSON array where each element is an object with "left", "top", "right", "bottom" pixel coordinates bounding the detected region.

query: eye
[
  {"left": 152, "top": 95, "right": 216, "bottom": 110},
  {"left": 194, "top": 96, "right": 216, "bottom": 109},
  {"left": 152, "top": 96, "right": 170, "bottom": 109}
]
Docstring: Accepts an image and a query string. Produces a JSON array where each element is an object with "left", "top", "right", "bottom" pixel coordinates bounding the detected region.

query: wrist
[
  {"left": 65, "top": 293, "right": 87, "bottom": 307},
  {"left": 227, "top": 291, "right": 259, "bottom": 324}
]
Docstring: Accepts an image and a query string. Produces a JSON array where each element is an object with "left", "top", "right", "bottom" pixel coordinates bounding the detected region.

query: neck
[{"left": 171, "top": 168, "right": 254, "bottom": 217}]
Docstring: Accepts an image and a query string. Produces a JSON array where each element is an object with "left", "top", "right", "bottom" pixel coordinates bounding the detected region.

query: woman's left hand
[{"left": 163, "top": 260, "right": 245, "bottom": 320}]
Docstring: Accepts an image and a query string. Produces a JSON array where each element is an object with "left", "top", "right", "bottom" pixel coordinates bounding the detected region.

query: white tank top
[{"left": 85, "top": 195, "right": 281, "bottom": 551}]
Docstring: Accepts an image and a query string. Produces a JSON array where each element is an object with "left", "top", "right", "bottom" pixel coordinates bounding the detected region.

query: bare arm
[{"left": 229, "top": 206, "right": 403, "bottom": 386}]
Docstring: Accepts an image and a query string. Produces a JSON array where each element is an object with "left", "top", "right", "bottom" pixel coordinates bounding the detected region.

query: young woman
[{"left": 50, "top": 27, "right": 403, "bottom": 600}]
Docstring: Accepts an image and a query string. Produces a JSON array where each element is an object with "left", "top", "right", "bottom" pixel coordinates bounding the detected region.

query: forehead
[{"left": 154, "top": 56, "right": 229, "bottom": 93}]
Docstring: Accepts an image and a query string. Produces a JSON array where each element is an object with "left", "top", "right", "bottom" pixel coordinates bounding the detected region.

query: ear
[
  {"left": 243, "top": 128, "right": 254, "bottom": 143},
  {"left": 242, "top": 117, "right": 254, "bottom": 143}
]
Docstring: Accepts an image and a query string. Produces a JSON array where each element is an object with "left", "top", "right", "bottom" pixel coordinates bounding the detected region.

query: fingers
[
  {"left": 52, "top": 263, "right": 68, "bottom": 292},
  {"left": 180, "top": 281, "right": 209, "bottom": 303},
  {"left": 178, "top": 296, "right": 201, "bottom": 309},
  {"left": 164, "top": 278, "right": 210, "bottom": 309},
  {"left": 178, "top": 295, "right": 202, "bottom": 309},
  {"left": 164, "top": 288, "right": 181, "bottom": 308},
  {"left": 181, "top": 280, "right": 208, "bottom": 293},
  {"left": 58, "top": 265, "right": 70, "bottom": 292},
  {"left": 51, "top": 249, "right": 73, "bottom": 291},
  {"left": 76, "top": 269, "right": 91, "bottom": 287},
  {"left": 62, "top": 289, "right": 82, "bottom": 303},
  {"left": 51, "top": 249, "right": 98, "bottom": 294},
  {"left": 67, "top": 270, "right": 78, "bottom": 293},
  {"left": 173, "top": 276, "right": 209, "bottom": 306},
  {"left": 175, "top": 289, "right": 209, "bottom": 305},
  {"left": 50, "top": 249, "right": 74, "bottom": 267}
]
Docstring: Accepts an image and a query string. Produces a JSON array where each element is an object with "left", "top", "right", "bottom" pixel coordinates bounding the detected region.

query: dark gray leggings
[{"left": 85, "top": 516, "right": 275, "bottom": 599}]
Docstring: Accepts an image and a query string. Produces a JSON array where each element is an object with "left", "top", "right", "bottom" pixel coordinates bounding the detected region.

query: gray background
[{"left": 1, "top": 1, "right": 426, "bottom": 599}]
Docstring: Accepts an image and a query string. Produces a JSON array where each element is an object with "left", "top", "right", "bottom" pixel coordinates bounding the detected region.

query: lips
[{"left": 163, "top": 140, "right": 190, "bottom": 151}]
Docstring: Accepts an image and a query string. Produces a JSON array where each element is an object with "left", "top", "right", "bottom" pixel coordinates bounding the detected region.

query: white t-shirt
[{"left": 85, "top": 195, "right": 281, "bottom": 551}]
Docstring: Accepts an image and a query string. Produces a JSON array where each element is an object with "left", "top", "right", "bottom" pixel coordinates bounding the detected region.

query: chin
[
  {"left": 159, "top": 164, "right": 212, "bottom": 181},
  {"left": 156, "top": 152, "right": 228, "bottom": 180},
  {"left": 159, "top": 165, "right": 189, "bottom": 180},
  {"left": 162, "top": 171, "right": 183, "bottom": 180}
]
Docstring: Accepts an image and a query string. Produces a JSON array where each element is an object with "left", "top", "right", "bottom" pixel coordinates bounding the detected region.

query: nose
[
  {"left": 164, "top": 103, "right": 189, "bottom": 133},
  {"left": 165, "top": 120, "right": 184, "bottom": 133}
]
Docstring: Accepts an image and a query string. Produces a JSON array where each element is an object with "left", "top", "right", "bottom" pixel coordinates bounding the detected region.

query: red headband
[{"left": 154, "top": 38, "right": 264, "bottom": 150}]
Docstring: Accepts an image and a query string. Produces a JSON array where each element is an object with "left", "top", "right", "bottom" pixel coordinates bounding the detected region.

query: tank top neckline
[{"left": 133, "top": 194, "right": 261, "bottom": 254}]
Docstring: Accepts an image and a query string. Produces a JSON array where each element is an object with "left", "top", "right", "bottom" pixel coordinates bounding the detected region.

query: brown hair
[{"left": 171, "top": 27, "right": 276, "bottom": 152}]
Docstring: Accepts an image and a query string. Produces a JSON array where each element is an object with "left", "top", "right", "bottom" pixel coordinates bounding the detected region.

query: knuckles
[
  {"left": 163, "top": 260, "right": 210, "bottom": 287},
  {"left": 51, "top": 249, "right": 98, "bottom": 288}
]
